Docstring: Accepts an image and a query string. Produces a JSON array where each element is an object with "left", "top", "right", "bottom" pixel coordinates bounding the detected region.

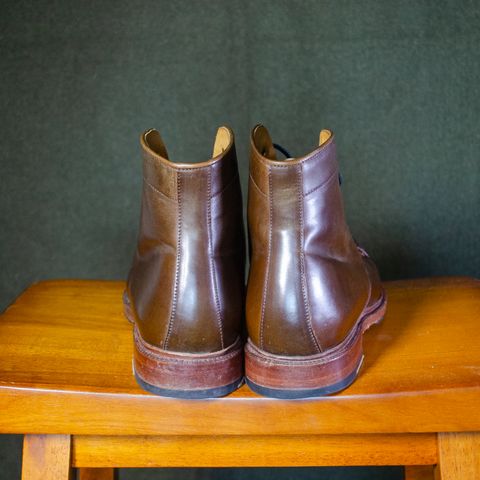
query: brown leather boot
[
  {"left": 124, "top": 126, "right": 246, "bottom": 398},
  {"left": 245, "top": 125, "right": 386, "bottom": 398}
]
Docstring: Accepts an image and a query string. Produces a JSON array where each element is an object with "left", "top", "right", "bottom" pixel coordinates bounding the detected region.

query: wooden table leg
[
  {"left": 405, "top": 465, "right": 434, "bottom": 479},
  {"left": 22, "top": 434, "right": 72, "bottom": 480},
  {"left": 78, "top": 468, "right": 116, "bottom": 480},
  {"left": 435, "top": 432, "right": 480, "bottom": 480}
]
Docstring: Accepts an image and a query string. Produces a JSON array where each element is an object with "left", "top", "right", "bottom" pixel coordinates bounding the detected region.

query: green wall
[{"left": 1, "top": 1, "right": 479, "bottom": 478}]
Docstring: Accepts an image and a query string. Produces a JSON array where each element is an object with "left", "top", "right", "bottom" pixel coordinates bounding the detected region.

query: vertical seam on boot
[
  {"left": 207, "top": 168, "right": 225, "bottom": 349},
  {"left": 298, "top": 164, "right": 323, "bottom": 353},
  {"left": 164, "top": 172, "right": 182, "bottom": 349},
  {"left": 259, "top": 167, "right": 273, "bottom": 349}
]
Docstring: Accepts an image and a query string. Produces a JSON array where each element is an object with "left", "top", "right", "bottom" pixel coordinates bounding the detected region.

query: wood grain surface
[
  {"left": 0, "top": 277, "right": 478, "bottom": 436},
  {"left": 77, "top": 468, "right": 115, "bottom": 480},
  {"left": 435, "top": 432, "right": 480, "bottom": 479},
  {"left": 71, "top": 433, "right": 437, "bottom": 467},
  {"left": 404, "top": 466, "right": 435, "bottom": 480},
  {"left": 21, "top": 434, "right": 71, "bottom": 480}
]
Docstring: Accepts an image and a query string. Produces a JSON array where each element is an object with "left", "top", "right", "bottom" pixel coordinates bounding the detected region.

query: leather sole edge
[
  {"left": 134, "top": 371, "right": 244, "bottom": 399},
  {"left": 123, "top": 290, "right": 244, "bottom": 399},
  {"left": 244, "top": 293, "right": 387, "bottom": 398}
]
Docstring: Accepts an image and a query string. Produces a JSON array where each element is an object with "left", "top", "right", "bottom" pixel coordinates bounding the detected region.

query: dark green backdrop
[{"left": 1, "top": 1, "right": 479, "bottom": 479}]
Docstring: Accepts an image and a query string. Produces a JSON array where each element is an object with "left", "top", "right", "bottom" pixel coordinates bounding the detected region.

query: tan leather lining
[
  {"left": 143, "top": 127, "right": 233, "bottom": 168},
  {"left": 212, "top": 126, "right": 232, "bottom": 158},
  {"left": 252, "top": 125, "right": 277, "bottom": 160},
  {"left": 319, "top": 129, "right": 332, "bottom": 147},
  {"left": 144, "top": 129, "right": 169, "bottom": 159},
  {"left": 252, "top": 125, "right": 333, "bottom": 164}
]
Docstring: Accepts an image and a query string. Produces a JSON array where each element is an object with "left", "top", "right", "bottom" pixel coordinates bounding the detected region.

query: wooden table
[{"left": 0, "top": 277, "right": 479, "bottom": 480}]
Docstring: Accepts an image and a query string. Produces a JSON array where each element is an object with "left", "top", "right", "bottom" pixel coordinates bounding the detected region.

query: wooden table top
[{"left": 0, "top": 277, "right": 478, "bottom": 436}]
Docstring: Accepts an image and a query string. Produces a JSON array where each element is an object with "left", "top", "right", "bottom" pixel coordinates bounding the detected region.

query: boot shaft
[
  {"left": 128, "top": 127, "right": 246, "bottom": 353},
  {"left": 247, "top": 125, "right": 371, "bottom": 355}
]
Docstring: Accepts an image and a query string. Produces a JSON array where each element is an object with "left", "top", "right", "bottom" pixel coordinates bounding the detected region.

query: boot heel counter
[{"left": 248, "top": 163, "right": 321, "bottom": 356}]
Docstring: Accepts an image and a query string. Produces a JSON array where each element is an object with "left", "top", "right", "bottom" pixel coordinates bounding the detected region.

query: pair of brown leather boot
[{"left": 124, "top": 125, "right": 386, "bottom": 399}]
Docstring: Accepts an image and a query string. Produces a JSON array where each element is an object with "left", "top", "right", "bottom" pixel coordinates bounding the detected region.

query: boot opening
[
  {"left": 212, "top": 126, "right": 232, "bottom": 157},
  {"left": 144, "top": 129, "right": 169, "bottom": 159},
  {"left": 252, "top": 125, "right": 277, "bottom": 160},
  {"left": 319, "top": 129, "right": 332, "bottom": 146}
]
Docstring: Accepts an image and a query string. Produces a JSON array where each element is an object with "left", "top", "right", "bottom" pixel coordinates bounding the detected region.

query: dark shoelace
[{"left": 273, "top": 143, "right": 342, "bottom": 185}]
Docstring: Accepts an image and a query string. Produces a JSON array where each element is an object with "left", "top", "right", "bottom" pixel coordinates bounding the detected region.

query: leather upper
[
  {"left": 127, "top": 127, "right": 246, "bottom": 353},
  {"left": 246, "top": 125, "right": 383, "bottom": 356}
]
